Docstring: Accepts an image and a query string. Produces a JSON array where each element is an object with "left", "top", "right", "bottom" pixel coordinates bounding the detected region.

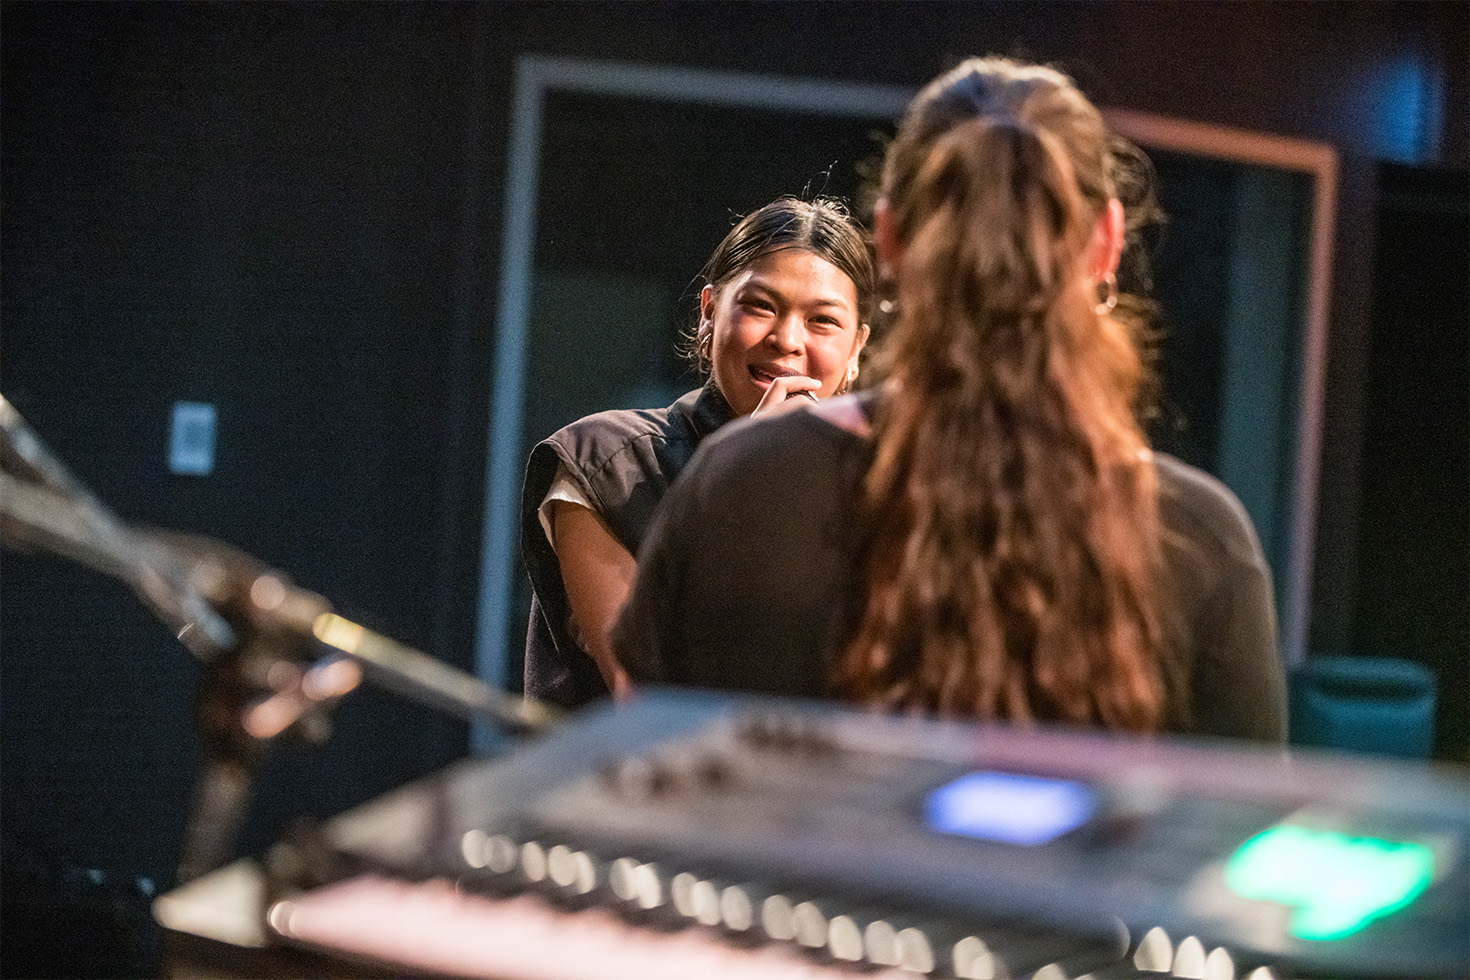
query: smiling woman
[
  {"left": 520, "top": 197, "right": 875, "bottom": 708},
  {"left": 701, "top": 233, "right": 869, "bottom": 416}
]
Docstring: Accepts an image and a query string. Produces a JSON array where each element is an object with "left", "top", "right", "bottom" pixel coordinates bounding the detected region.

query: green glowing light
[{"left": 1224, "top": 824, "right": 1434, "bottom": 940}]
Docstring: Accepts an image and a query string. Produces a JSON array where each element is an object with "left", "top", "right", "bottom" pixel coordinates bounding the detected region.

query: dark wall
[
  {"left": 1, "top": 5, "right": 495, "bottom": 972},
  {"left": 1353, "top": 163, "right": 1469, "bottom": 759},
  {"left": 1, "top": 1, "right": 1465, "bottom": 973}
]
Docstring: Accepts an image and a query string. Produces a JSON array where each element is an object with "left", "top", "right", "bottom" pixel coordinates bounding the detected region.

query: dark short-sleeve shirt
[
  {"left": 612, "top": 397, "right": 1287, "bottom": 742},
  {"left": 521, "top": 384, "right": 735, "bottom": 708}
]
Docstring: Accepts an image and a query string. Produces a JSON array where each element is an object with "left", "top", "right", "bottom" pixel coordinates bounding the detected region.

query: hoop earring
[
  {"left": 697, "top": 331, "right": 713, "bottom": 369},
  {"left": 1094, "top": 273, "right": 1118, "bottom": 315},
  {"left": 837, "top": 366, "right": 857, "bottom": 396}
]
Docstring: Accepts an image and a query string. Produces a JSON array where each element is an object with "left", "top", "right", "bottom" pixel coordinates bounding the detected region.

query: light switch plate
[{"left": 169, "top": 402, "right": 216, "bottom": 476}]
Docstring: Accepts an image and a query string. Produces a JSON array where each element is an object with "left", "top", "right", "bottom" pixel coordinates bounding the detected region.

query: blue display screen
[{"left": 924, "top": 771, "right": 1097, "bottom": 846}]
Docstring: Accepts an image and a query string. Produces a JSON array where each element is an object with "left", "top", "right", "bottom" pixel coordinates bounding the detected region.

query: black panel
[{"left": 1353, "top": 162, "right": 1470, "bottom": 762}]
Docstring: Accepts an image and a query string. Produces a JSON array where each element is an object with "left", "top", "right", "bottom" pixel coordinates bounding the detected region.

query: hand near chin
[{"left": 751, "top": 376, "right": 821, "bottom": 419}]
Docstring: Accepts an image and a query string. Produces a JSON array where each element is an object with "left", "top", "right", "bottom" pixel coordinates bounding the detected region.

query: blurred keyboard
[{"left": 270, "top": 689, "right": 1470, "bottom": 979}]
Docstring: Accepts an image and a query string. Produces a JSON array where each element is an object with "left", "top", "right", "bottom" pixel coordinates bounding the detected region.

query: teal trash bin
[{"left": 1289, "top": 655, "right": 1437, "bottom": 758}]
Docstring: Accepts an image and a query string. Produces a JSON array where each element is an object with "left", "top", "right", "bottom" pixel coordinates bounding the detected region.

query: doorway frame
[{"left": 475, "top": 56, "right": 1337, "bottom": 740}]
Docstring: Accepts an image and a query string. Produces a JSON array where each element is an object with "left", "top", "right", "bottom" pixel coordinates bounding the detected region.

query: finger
[
  {"left": 752, "top": 376, "right": 819, "bottom": 417},
  {"left": 767, "top": 375, "right": 820, "bottom": 402},
  {"left": 781, "top": 375, "right": 822, "bottom": 397}
]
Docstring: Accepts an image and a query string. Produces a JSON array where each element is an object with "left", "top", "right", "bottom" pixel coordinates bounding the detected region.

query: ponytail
[{"left": 836, "top": 96, "right": 1166, "bottom": 731}]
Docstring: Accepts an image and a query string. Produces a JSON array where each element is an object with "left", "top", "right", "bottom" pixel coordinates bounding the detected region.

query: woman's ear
[
  {"left": 698, "top": 283, "right": 716, "bottom": 339},
  {"left": 1088, "top": 198, "right": 1126, "bottom": 283},
  {"left": 846, "top": 324, "right": 870, "bottom": 386},
  {"left": 873, "top": 197, "right": 901, "bottom": 278}
]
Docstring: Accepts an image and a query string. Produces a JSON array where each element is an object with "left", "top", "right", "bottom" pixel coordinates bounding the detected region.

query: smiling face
[{"left": 700, "top": 248, "right": 867, "bottom": 418}]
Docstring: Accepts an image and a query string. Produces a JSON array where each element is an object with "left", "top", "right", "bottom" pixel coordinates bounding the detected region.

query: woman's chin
[
  {"left": 709, "top": 385, "right": 752, "bottom": 418},
  {"left": 724, "top": 379, "right": 766, "bottom": 416}
]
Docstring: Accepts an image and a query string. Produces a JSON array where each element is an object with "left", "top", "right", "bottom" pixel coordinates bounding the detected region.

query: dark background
[{"left": 1, "top": 2, "right": 1465, "bottom": 976}]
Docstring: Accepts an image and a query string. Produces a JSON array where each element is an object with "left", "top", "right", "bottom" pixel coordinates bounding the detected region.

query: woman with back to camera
[
  {"left": 522, "top": 196, "right": 874, "bottom": 709},
  {"left": 613, "top": 58, "right": 1287, "bottom": 740}
]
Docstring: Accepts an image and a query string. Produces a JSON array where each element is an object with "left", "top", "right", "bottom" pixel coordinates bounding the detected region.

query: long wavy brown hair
[{"left": 833, "top": 58, "right": 1167, "bottom": 732}]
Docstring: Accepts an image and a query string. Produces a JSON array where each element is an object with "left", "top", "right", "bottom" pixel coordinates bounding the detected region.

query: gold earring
[
  {"left": 697, "top": 332, "right": 713, "bottom": 365},
  {"left": 1094, "top": 273, "right": 1118, "bottom": 315}
]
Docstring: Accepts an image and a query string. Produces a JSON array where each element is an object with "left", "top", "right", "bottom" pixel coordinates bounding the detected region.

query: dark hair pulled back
[{"left": 683, "top": 196, "right": 876, "bottom": 374}]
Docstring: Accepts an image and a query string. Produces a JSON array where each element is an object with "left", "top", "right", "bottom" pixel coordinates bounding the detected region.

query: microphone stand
[{"left": 0, "top": 395, "right": 561, "bottom": 898}]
